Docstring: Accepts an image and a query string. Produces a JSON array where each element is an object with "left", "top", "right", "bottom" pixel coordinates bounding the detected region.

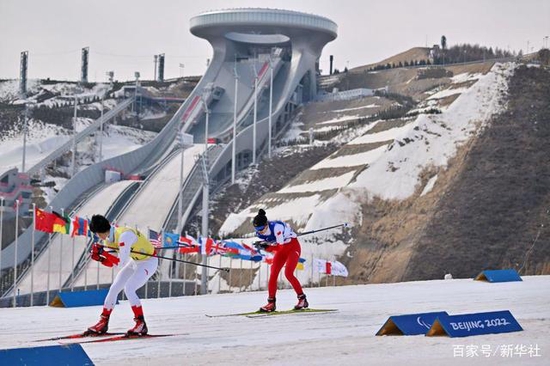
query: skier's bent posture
[
  {"left": 87, "top": 215, "right": 158, "bottom": 336},
  {"left": 253, "top": 209, "right": 308, "bottom": 312}
]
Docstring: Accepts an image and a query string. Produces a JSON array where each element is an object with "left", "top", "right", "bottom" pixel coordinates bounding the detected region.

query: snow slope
[
  {"left": 0, "top": 276, "right": 548, "bottom": 365},
  {"left": 218, "top": 63, "right": 514, "bottom": 269}
]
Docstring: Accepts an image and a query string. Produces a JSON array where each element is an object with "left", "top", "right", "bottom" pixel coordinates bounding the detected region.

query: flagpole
[
  {"left": 0, "top": 197, "right": 3, "bottom": 283},
  {"left": 13, "top": 199, "right": 19, "bottom": 307},
  {"left": 46, "top": 206, "right": 52, "bottom": 304},
  {"left": 169, "top": 232, "right": 173, "bottom": 298},
  {"left": 59, "top": 208, "right": 64, "bottom": 292},
  {"left": 71, "top": 235, "right": 75, "bottom": 292},
  {"left": 145, "top": 226, "right": 149, "bottom": 300},
  {"left": 31, "top": 203, "right": 36, "bottom": 306},
  {"left": 157, "top": 229, "right": 162, "bottom": 299},
  {"left": 84, "top": 238, "right": 88, "bottom": 291}
]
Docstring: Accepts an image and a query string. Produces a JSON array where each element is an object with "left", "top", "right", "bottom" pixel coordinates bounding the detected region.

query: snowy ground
[{"left": 1, "top": 276, "right": 548, "bottom": 365}]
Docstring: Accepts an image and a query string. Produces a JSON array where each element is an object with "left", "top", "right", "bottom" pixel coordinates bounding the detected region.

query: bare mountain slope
[
  {"left": 346, "top": 65, "right": 550, "bottom": 284},
  {"left": 404, "top": 65, "right": 550, "bottom": 279}
]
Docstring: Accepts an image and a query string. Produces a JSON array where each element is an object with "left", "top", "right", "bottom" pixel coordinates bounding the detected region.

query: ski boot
[
  {"left": 294, "top": 294, "right": 309, "bottom": 310},
  {"left": 259, "top": 297, "right": 276, "bottom": 313},
  {"left": 87, "top": 314, "right": 110, "bottom": 334},
  {"left": 127, "top": 316, "right": 148, "bottom": 336}
]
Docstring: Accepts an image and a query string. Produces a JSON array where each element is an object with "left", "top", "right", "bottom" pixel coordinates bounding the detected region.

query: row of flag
[
  {"left": 148, "top": 229, "right": 265, "bottom": 261},
  {"left": 34, "top": 207, "right": 89, "bottom": 237},
  {"left": 32, "top": 208, "right": 348, "bottom": 276},
  {"left": 148, "top": 228, "right": 346, "bottom": 274}
]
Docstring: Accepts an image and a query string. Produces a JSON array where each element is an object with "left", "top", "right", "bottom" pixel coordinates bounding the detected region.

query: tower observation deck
[{"left": 184, "top": 8, "right": 337, "bottom": 142}]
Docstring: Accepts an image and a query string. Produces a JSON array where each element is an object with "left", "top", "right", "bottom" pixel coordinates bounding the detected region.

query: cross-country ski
[
  {"left": 206, "top": 308, "right": 338, "bottom": 318},
  {"left": 34, "top": 331, "right": 125, "bottom": 342},
  {"left": 63, "top": 333, "right": 181, "bottom": 345}
]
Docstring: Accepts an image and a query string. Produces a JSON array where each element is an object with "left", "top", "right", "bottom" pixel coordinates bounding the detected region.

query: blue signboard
[
  {"left": 475, "top": 269, "right": 522, "bottom": 283},
  {"left": 376, "top": 311, "right": 449, "bottom": 335},
  {"left": 426, "top": 310, "right": 523, "bottom": 337},
  {"left": 50, "top": 288, "right": 113, "bottom": 308},
  {"left": 0, "top": 344, "right": 93, "bottom": 365}
]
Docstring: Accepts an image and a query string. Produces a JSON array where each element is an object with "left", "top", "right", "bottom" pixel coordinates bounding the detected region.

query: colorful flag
[
  {"left": 208, "top": 240, "right": 228, "bottom": 255},
  {"left": 148, "top": 229, "right": 162, "bottom": 248},
  {"left": 34, "top": 207, "right": 55, "bottom": 233},
  {"left": 314, "top": 259, "right": 348, "bottom": 277},
  {"left": 296, "top": 257, "right": 306, "bottom": 271},
  {"left": 70, "top": 216, "right": 89, "bottom": 237},
  {"left": 241, "top": 242, "right": 260, "bottom": 256},
  {"left": 199, "top": 236, "right": 214, "bottom": 255},
  {"left": 163, "top": 232, "right": 180, "bottom": 248},
  {"left": 178, "top": 234, "right": 200, "bottom": 254},
  {"left": 222, "top": 241, "right": 262, "bottom": 262},
  {"left": 179, "top": 234, "right": 197, "bottom": 246},
  {"left": 330, "top": 260, "right": 349, "bottom": 277},
  {"left": 52, "top": 211, "right": 70, "bottom": 234}
]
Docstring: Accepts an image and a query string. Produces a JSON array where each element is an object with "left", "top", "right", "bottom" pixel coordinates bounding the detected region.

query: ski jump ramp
[{"left": 3, "top": 9, "right": 337, "bottom": 294}]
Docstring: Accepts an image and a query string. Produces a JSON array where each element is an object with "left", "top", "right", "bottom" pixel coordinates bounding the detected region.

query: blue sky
[{"left": 0, "top": 0, "right": 548, "bottom": 82}]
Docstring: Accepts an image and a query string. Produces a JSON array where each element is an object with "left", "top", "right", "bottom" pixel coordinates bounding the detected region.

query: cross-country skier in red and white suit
[
  {"left": 87, "top": 214, "right": 158, "bottom": 336},
  {"left": 253, "top": 209, "right": 308, "bottom": 312}
]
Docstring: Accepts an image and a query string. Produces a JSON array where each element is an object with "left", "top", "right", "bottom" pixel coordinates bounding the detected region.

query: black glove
[{"left": 253, "top": 241, "right": 270, "bottom": 250}]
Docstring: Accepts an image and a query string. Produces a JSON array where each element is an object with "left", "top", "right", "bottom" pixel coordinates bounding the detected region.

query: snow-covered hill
[
  {"left": 0, "top": 79, "right": 159, "bottom": 204},
  {"left": 218, "top": 63, "right": 513, "bottom": 281}
]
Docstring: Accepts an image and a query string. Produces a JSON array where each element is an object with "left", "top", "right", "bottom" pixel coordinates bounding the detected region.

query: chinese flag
[{"left": 34, "top": 207, "right": 55, "bottom": 233}]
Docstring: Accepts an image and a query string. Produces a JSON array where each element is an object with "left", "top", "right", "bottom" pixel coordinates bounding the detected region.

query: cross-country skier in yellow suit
[{"left": 86, "top": 214, "right": 158, "bottom": 336}]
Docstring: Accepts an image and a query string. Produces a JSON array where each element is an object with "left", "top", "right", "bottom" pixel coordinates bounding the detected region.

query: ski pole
[
  {"left": 253, "top": 223, "right": 349, "bottom": 248},
  {"left": 99, "top": 244, "right": 230, "bottom": 272},
  {"left": 138, "top": 251, "right": 230, "bottom": 272},
  {"left": 298, "top": 223, "right": 349, "bottom": 237}
]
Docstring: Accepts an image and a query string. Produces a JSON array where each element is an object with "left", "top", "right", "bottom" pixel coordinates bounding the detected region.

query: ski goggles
[{"left": 254, "top": 225, "right": 266, "bottom": 232}]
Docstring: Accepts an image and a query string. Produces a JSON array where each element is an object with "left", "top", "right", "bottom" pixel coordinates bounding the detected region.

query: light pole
[
  {"left": 30, "top": 202, "right": 35, "bottom": 306},
  {"left": 71, "top": 86, "right": 78, "bottom": 178},
  {"left": 99, "top": 89, "right": 104, "bottom": 163},
  {"left": 180, "top": 63, "right": 185, "bottom": 79},
  {"left": 133, "top": 72, "right": 140, "bottom": 117},
  {"left": 545, "top": 36, "right": 549, "bottom": 49},
  {"left": 232, "top": 61, "right": 238, "bottom": 184},
  {"left": 200, "top": 102, "right": 210, "bottom": 295},
  {"left": 21, "top": 98, "right": 31, "bottom": 173},
  {"left": 198, "top": 94, "right": 210, "bottom": 295},
  {"left": 177, "top": 131, "right": 193, "bottom": 235},
  {"left": 99, "top": 71, "right": 114, "bottom": 163},
  {"left": 202, "top": 94, "right": 210, "bottom": 150},
  {"left": 13, "top": 199, "right": 19, "bottom": 307},
  {"left": 268, "top": 57, "right": 273, "bottom": 159},
  {"left": 0, "top": 197, "right": 3, "bottom": 277},
  {"left": 252, "top": 68, "right": 258, "bottom": 165}
]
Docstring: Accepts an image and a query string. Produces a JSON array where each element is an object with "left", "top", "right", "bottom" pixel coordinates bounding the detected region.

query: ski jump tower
[{"left": 186, "top": 8, "right": 337, "bottom": 142}]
